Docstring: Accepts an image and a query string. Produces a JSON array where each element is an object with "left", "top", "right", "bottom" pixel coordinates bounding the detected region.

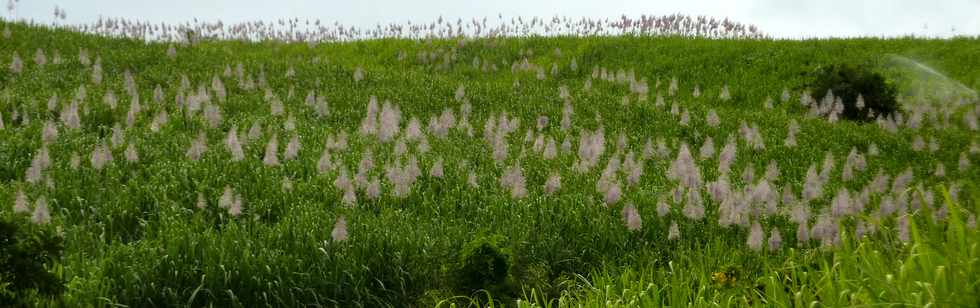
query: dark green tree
[{"left": 810, "top": 63, "right": 899, "bottom": 121}]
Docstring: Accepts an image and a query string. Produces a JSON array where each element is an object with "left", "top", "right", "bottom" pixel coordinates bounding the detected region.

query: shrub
[
  {"left": 809, "top": 63, "right": 899, "bottom": 121},
  {"left": 0, "top": 216, "right": 65, "bottom": 304},
  {"left": 456, "top": 235, "right": 511, "bottom": 293}
]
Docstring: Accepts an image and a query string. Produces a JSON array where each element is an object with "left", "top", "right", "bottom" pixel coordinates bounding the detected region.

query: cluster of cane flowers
[
  {"left": 3, "top": 21, "right": 977, "bottom": 254},
  {"left": 12, "top": 12, "right": 766, "bottom": 43}
]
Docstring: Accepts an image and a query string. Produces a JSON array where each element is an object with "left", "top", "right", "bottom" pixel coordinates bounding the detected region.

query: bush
[
  {"left": 0, "top": 216, "right": 65, "bottom": 304},
  {"left": 809, "top": 63, "right": 899, "bottom": 121},
  {"left": 456, "top": 235, "right": 511, "bottom": 293}
]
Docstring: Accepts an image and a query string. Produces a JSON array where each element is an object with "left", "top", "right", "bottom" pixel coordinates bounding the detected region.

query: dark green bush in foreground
[
  {"left": 0, "top": 216, "right": 65, "bottom": 305},
  {"left": 457, "top": 235, "right": 511, "bottom": 294}
]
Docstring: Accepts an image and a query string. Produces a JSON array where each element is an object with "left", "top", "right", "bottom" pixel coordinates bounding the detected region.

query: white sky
[{"left": 6, "top": 0, "right": 980, "bottom": 38}]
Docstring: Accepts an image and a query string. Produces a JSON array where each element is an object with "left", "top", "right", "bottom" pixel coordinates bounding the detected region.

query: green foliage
[
  {"left": 809, "top": 63, "right": 899, "bottom": 121},
  {"left": 516, "top": 187, "right": 980, "bottom": 307},
  {"left": 457, "top": 235, "right": 511, "bottom": 293},
  {"left": 0, "top": 216, "right": 65, "bottom": 304},
  {"left": 0, "top": 20, "right": 977, "bottom": 307}
]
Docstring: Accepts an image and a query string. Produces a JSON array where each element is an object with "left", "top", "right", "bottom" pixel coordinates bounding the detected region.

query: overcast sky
[{"left": 6, "top": 0, "right": 979, "bottom": 38}]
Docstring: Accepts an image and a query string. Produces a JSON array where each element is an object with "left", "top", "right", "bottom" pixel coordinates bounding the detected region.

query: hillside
[{"left": 1, "top": 21, "right": 979, "bottom": 306}]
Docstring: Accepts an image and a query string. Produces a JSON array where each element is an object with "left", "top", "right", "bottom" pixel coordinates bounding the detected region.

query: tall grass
[
  {"left": 517, "top": 188, "right": 980, "bottom": 307},
  {"left": 0, "top": 19, "right": 977, "bottom": 306}
]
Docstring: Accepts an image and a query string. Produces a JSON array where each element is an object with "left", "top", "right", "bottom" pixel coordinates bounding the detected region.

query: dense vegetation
[
  {"left": 1, "top": 20, "right": 979, "bottom": 307},
  {"left": 808, "top": 63, "right": 899, "bottom": 121}
]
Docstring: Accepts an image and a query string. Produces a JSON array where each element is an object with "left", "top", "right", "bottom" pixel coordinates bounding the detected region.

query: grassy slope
[{"left": 1, "top": 21, "right": 979, "bottom": 306}]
